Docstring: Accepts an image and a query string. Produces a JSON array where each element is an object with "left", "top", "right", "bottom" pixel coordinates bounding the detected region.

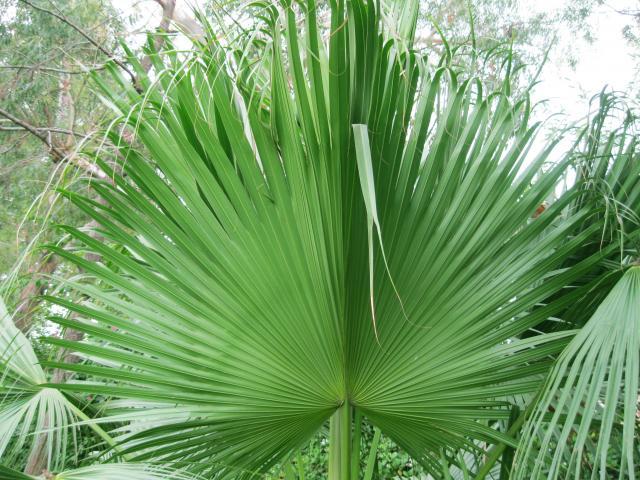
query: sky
[
  {"left": 523, "top": 0, "right": 637, "bottom": 125},
  {"left": 514, "top": 0, "right": 638, "bottom": 188}
]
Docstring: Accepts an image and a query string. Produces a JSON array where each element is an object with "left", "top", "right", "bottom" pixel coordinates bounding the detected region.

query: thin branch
[
  {"left": 605, "top": 3, "right": 640, "bottom": 17},
  {"left": 17, "top": 0, "right": 137, "bottom": 84},
  {"left": 0, "top": 107, "right": 107, "bottom": 178},
  {"left": 0, "top": 124, "right": 86, "bottom": 137},
  {"left": 0, "top": 132, "right": 29, "bottom": 154},
  {"left": 0, "top": 64, "right": 107, "bottom": 74}
]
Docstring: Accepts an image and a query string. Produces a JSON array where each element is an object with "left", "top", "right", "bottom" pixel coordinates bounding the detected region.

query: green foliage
[
  {"left": 0, "top": 0, "right": 122, "bottom": 289},
  {"left": 273, "top": 425, "right": 426, "bottom": 479},
  {"left": 0, "top": 1, "right": 639, "bottom": 479},
  {"left": 0, "top": 297, "right": 78, "bottom": 471},
  {"left": 19, "top": 0, "right": 636, "bottom": 478},
  {"left": 515, "top": 267, "right": 640, "bottom": 479}
]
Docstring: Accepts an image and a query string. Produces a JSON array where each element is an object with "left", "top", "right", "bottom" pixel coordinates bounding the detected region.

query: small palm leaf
[
  {"left": 0, "top": 463, "right": 201, "bottom": 480},
  {"left": 0, "top": 298, "right": 77, "bottom": 472},
  {"left": 514, "top": 266, "right": 640, "bottom": 479}
]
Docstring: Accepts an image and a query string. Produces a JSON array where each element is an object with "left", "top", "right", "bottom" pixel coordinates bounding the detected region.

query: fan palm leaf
[
  {"left": 0, "top": 463, "right": 201, "bottom": 480},
  {"left": 514, "top": 266, "right": 640, "bottom": 479},
  {"left": 30, "top": 1, "right": 631, "bottom": 478},
  {"left": 0, "top": 298, "right": 77, "bottom": 471}
]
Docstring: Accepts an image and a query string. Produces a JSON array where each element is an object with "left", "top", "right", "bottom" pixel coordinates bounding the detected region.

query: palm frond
[
  {"left": 554, "top": 91, "right": 640, "bottom": 327},
  {"left": 35, "top": 1, "right": 633, "bottom": 477},
  {"left": 514, "top": 266, "right": 640, "bottom": 479},
  {"left": 0, "top": 298, "right": 77, "bottom": 471},
  {"left": 51, "top": 464, "right": 202, "bottom": 480},
  {"left": 0, "top": 463, "right": 201, "bottom": 480}
]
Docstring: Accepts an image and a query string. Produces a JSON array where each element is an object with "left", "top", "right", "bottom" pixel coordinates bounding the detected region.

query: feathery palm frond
[{"left": 551, "top": 92, "right": 640, "bottom": 329}]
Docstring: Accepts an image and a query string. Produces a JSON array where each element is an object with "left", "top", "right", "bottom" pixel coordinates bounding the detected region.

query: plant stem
[
  {"left": 363, "top": 427, "right": 381, "bottom": 480},
  {"left": 351, "top": 408, "right": 362, "bottom": 478},
  {"left": 296, "top": 451, "right": 306, "bottom": 480},
  {"left": 329, "top": 402, "right": 351, "bottom": 480}
]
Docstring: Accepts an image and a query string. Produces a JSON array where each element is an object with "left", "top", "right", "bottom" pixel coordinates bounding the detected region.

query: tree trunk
[
  {"left": 23, "top": 61, "right": 82, "bottom": 477},
  {"left": 23, "top": 417, "right": 49, "bottom": 475},
  {"left": 13, "top": 255, "right": 59, "bottom": 333},
  {"left": 141, "top": 0, "right": 177, "bottom": 73}
]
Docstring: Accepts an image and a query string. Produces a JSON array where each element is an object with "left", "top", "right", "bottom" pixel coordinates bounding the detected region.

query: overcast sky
[{"left": 524, "top": 0, "right": 637, "bottom": 125}]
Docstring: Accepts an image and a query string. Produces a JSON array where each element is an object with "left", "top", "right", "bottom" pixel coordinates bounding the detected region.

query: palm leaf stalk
[{"left": 5, "top": 0, "right": 635, "bottom": 478}]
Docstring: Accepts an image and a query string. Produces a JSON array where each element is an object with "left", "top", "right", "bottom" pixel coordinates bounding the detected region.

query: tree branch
[
  {"left": 0, "top": 106, "right": 67, "bottom": 161},
  {"left": 141, "top": 0, "right": 177, "bottom": 73},
  {"left": 0, "top": 124, "right": 86, "bottom": 137},
  {"left": 0, "top": 107, "right": 107, "bottom": 179},
  {"left": 0, "top": 64, "right": 107, "bottom": 75}
]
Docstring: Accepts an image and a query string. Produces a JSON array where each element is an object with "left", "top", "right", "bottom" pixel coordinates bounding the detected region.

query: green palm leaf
[
  {"left": 514, "top": 266, "right": 640, "bottom": 479},
  {"left": 0, "top": 298, "right": 77, "bottom": 472},
  {"left": 51, "top": 465, "right": 200, "bottom": 480},
  {"left": 36, "top": 1, "right": 629, "bottom": 477},
  {"left": 0, "top": 463, "right": 201, "bottom": 480},
  {"left": 550, "top": 91, "right": 640, "bottom": 330}
]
